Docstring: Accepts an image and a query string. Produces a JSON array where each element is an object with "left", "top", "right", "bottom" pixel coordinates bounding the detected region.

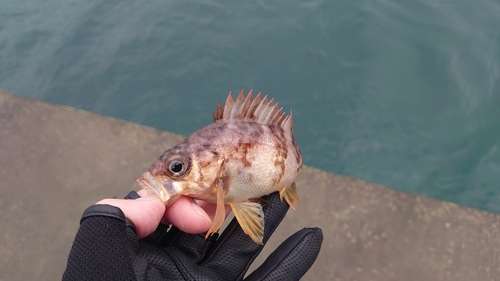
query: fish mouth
[{"left": 136, "top": 171, "right": 171, "bottom": 202}]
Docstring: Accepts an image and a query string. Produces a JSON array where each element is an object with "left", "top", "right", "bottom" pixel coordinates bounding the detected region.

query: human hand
[
  {"left": 64, "top": 191, "right": 323, "bottom": 281},
  {"left": 96, "top": 189, "right": 231, "bottom": 238}
]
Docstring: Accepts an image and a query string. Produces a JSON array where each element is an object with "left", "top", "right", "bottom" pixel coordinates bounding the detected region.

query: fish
[{"left": 136, "top": 89, "right": 302, "bottom": 244}]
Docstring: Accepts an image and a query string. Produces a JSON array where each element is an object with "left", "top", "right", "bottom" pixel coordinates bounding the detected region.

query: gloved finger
[
  {"left": 196, "top": 200, "right": 232, "bottom": 224},
  {"left": 125, "top": 190, "right": 169, "bottom": 244},
  {"left": 161, "top": 225, "right": 221, "bottom": 264},
  {"left": 127, "top": 190, "right": 231, "bottom": 262},
  {"left": 124, "top": 190, "right": 141, "bottom": 199},
  {"left": 155, "top": 201, "right": 225, "bottom": 263},
  {"left": 161, "top": 196, "right": 231, "bottom": 262},
  {"left": 98, "top": 193, "right": 166, "bottom": 238},
  {"left": 128, "top": 190, "right": 215, "bottom": 234},
  {"left": 244, "top": 227, "right": 323, "bottom": 281},
  {"left": 202, "top": 192, "right": 289, "bottom": 280},
  {"left": 164, "top": 196, "right": 214, "bottom": 233}
]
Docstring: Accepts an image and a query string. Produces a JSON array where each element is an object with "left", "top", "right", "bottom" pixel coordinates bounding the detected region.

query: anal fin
[
  {"left": 279, "top": 182, "right": 300, "bottom": 210},
  {"left": 230, "top": 201, "right": 265, "bottom": 244},
  {"left": 205, "top": 180, "right": 226, "bottom": 239}
]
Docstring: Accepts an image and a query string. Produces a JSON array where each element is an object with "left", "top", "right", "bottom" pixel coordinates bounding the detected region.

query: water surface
[{"left": 1, "top": 0, "right": 500, "bottom": 212}]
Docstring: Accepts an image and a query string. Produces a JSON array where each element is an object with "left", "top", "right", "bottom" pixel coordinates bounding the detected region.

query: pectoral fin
[
  {"left": 205, "top": 180, "right": 227, "bottom": 239},
  {"left": 279, "top": 182, "right": 299, "bottom": 210},
  {"left": 249, "top": 197, "right": 267, "bottom": 207},
  {"left": 230, "top": 201, "right": 265, "bottom": 244}
]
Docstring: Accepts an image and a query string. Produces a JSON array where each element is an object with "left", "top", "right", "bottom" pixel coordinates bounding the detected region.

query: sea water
[{"left": 1, "top": 0, "right": 499, "bottom": 212}]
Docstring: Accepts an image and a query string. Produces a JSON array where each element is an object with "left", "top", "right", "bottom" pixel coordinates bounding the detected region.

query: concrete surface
[{"left": 1, "top": 89, "right": 500, "bottom": 281}]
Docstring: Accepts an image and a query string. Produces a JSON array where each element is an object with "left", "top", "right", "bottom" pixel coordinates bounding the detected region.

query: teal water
[{"left": 1, "top": 1, "right": 500, "bottom": 212}]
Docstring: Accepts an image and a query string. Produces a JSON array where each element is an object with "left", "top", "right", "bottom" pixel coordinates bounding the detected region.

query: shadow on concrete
[{"left": 1, "top": 90, "right": 499, "bottom": 280}]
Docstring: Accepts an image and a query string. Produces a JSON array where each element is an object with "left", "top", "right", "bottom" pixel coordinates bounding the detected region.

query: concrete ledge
[{"left": 1, "top": 90, "right": 499, "bottom": 280}]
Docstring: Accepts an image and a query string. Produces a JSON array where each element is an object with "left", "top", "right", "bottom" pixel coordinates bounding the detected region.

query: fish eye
[
  {"left": 165, "top": 156, "right": 190, "bottom": 178},
  {"left": 170, "top": 161, "right": 183, "bottom": 173}
]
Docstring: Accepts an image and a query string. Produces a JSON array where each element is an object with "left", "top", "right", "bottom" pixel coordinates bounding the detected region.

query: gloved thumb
[{"left": 245, "top": 227, "right": 323, "bottom": 281}]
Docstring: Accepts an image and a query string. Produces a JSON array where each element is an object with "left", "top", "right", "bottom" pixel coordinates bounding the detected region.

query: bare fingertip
[
  {"left": 190, "top": 201, "right": 213, "bottom": 225},
  {"left": 165, "top": 197, "right": 213, "bottom": 234},
  {"left": 137, "top": 189, "right": 150, "bottom": 197}
]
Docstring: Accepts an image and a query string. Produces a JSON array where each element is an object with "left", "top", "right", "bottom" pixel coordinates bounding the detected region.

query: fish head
[{"left": 136, "top": 142, "right": 224, "bottom": 205}]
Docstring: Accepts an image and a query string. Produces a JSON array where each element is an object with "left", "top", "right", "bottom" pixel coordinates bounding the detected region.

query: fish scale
[{"left": 136, "top": 89, "right": 302, "bottom": 244}]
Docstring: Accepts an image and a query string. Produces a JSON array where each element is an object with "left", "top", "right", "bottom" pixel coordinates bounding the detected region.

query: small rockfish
[{"left": 136, "top": 89, "right": 302, "bottom": 244}]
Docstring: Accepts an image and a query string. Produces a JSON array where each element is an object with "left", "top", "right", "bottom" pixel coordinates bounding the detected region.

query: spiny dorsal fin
[{"left": 212, "top": 89, "right": 293, "bottom": 131}]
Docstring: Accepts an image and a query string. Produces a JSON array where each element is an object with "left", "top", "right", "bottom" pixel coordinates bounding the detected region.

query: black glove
[{"left": 63, "top": 192, "right": 323, "bottom": 281}]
